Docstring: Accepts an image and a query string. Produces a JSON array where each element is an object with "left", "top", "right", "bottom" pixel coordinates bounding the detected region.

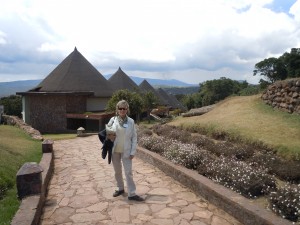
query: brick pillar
[
  {"left": 42, "top": 139, "right": 53, "bottom": 153},
  {"left": 16, "top": 162, "right": 43, "bottom": 199}
]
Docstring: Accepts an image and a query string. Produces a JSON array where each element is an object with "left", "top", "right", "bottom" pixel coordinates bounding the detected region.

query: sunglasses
[{"left": 118, "top": 108, "right": 127, "bottom": 111}]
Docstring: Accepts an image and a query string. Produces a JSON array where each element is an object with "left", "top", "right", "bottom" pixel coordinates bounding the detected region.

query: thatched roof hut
[
  {"left": 108, "top": 67, "right": 140, "bottom": 92},
  {"left": 31, "top": 47, "right": 114, "bottom": 97}
]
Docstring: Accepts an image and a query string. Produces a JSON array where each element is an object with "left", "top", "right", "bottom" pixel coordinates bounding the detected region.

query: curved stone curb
[
  {"left": 11, "top": 152, "right": 54, "bottom": 225},
  {"left": 136, "top": 146, "right": 293, "bottom": 225}
]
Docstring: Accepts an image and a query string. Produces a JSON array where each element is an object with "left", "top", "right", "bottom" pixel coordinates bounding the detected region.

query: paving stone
[
  {"left": 195, "top": 209, "right": 214, "bottom": 218},
  {"left": 70, "top": 212, "right": 106, "bottom": 223},
  {"left": 169, "top": 199, "right": 188, "bottom": 207},
  {"left": 181, "top": 204, "right": 206, "bottom": 213},
  {"left": 155, "top": 207, "right": 180, "bottom": 218},
  {"left": 148, "top": 187, "right": 174, "bottom": 195},
  {"left": 146, "top": 177, "right": 162, "bottom": 183},
  {"left": 87, "top": 202, "right": 109, "bottom": 212},
  {"left": 51, "top": 207, "right": 74, "bottom": 224},
  {"left": 211, "top": 215, "right": 234, "bottom": 225},
  {"left": 129, "top": 204, "right": 150, "bottom": 216},
  {"left": 137, "top": 184, "right": 151, "bottom": 194},
  {"left": 176, "top": 191, "right": 198, "bottom": 202},
  {"left": 146, "top": 194, "right": 172, "bottom": 204},
  {"left": 59, "top": 197, "right": 70, "bottom": 206},
  {"left": 112, "top": 207, "right": 130, "bottom": 223},
  {"left": 177, "top": 219, "right": 191, "bottom": 225},
  {"left": 190, "top": 221, "right": 209, "bottom": 225},
  {"left": 150, "top": 218, "right": 174, "bottom": 225},
  {"left": 136, "top": 214, "right": 153, "bottom": 222},
  {"left": 174, "top": 212, "right": 194, "bottom": 223}
]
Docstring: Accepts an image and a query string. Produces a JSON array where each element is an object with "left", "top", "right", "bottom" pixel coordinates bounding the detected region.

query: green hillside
[
  {"left": 0, "top": 125, "right": 42, "bottom": 224},
  {"left": 169, "top": 94, "right": 300, "bottom": 160}
]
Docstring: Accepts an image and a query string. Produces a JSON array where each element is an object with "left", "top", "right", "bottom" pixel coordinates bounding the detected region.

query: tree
[
  {"left": 282, "top": 48, "right": 300, "bottom": 78},
  {"left": 182, "top": 94, "right": 195, "bottom": 110},
  {"left": 0, "top": 95, "right": 22, "bottom": 117},
  {"left": 253, "top": 57, "right": 287, "bottom": 83},
  {"left": 199, "top": 77, "right": 243, "bottom": 106},
  {"left": 141, "top": 91, "right": 159, "bottom": 123},
  {"left": 106, "top": 90, "right": 143, "bottom": 121},
  {"left": 253, "top": 48, "right": 300, "bottom": 85}
]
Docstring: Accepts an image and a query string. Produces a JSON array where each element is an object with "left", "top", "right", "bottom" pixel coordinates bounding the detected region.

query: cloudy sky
[{"left": 0, "top": 0, "right": 299, "bottom": 85}]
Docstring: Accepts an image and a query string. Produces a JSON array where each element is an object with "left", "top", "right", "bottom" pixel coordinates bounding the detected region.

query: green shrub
[
  {"left": 199, "top": 156, "right": 276, "bottom": 198},
  {"left": 269, "top": 184, "right": 300, "bottom": 222}
]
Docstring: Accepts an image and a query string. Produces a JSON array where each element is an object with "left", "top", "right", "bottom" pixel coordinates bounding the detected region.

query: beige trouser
[{"left": 112, "top": 152, "right": 136, "bottom": 197}]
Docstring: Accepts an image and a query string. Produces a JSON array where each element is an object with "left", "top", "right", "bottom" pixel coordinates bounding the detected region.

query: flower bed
[{"left": 137, "top": 124, "right": 300, "bottom": 223}]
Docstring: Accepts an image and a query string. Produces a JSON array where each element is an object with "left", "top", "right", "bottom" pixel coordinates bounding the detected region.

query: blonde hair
[{"left": 116, "top": 100, "right": 130, "bottom": 115}]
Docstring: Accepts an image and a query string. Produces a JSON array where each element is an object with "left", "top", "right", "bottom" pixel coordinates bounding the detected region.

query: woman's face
[{"left": 117, "top": 105, "right": 128, "bottom": 118}]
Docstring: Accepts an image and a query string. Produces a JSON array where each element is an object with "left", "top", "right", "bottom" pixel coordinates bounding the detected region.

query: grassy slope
[
  {"left": 169, "top": 95, "right": 300, "bottom": 159},
  {"left": 0, "top": 125, "right": 42, "bottom": 225}
]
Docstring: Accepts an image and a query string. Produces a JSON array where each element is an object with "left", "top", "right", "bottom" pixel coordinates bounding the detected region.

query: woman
[{"left": 106, "top": 100, "right": 144, "bottom": 201}]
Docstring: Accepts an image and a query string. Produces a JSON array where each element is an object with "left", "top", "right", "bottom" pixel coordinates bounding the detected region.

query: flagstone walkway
[{"left": 39, "top": 135, "right": 243, "bottom": 225}]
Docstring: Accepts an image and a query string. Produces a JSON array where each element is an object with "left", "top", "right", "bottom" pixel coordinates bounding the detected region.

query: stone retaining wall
[
  {"left": 11, "top": 152, "right": 54, "bottom": 225},
  {"left": 261, "top": 78, "right": 300, "bottom": 114},
  {"left": 2, "top": 115, "right": 43, "bottom": 140}
]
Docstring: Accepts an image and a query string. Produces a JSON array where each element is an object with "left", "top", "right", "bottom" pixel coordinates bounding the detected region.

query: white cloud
[
  {"left": 290, "top": 0, "right": 300, "bottom": 21},
  {"left": 0, "top": 0, "right": 299, "bottom": 85},
  {"left": 0, "top": 31, "right": 6, "bottom": 45}
]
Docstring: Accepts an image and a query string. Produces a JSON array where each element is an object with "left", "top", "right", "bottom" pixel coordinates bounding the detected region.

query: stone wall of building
[
  {"left": 29, "top": 95, "right": 67, "bottom": 133},
  {"left": 27, "top": 95, "right": 88, "bottom": 133},
  {"left": 66, "top": 96, "right": 87, "bottom": 113},
  {"left": 261, "top": 78, "right": 300, "bottom": 114}
]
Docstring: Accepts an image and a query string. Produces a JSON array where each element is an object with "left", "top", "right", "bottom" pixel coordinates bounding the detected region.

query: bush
[
  {"left": 207, "top": 142, "right": 255, "bottom": 160},
  {"left": 168, "top": 129, "right": 192, "bottom": 143},
  {"left": 189, "top": 134, "right": 216, "bottom": 149},
  {"left": 200, "top": 156, "right": 276, "bottom": 198},
  {"left": 152, "top": 124, "right": 174, "bottom": 136},
  {"left": 138, "top": 136, "right": 169, "bottom": 155},
  {"left": 137, "top": 126, "right": 152, "bottom": 138},
  {"left": 0, "top": 95, "right": 22, "bottom": 117},
  {"left": 269, "top": 184, "right": 300, "bottom": 222},
  {"left": 162, "top": 140, "right": 213, "bottom": 170},
  {"left": 249, "top": 153, "right": 300, "bottom": 183}
]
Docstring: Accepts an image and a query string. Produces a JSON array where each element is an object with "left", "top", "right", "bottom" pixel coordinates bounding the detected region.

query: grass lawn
[
  {"left": 0, "top": 125, "right": 42, "bottom": 225},
  {"left": 169, "top": 94, "right": 300, "bottom": 160}
]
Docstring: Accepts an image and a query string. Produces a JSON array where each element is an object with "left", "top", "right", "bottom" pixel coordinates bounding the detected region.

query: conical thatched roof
[
  {"left": 31, "top": 47, "right": 114, "bottom": 97},
  {"left": 139, "top": 80, "right": 167, "bottom": 105},
  {"left": 139, "top": 79, "right": 155, "bottom": 93},
  {"left": 108, "top": 67, "right": 140, "bottom": 92},
  {"left": 167, "top": 92, "right": 187, "bottom": 111},
  {"left": 156, "top": 88, "right": 182, "bottom": 109}
]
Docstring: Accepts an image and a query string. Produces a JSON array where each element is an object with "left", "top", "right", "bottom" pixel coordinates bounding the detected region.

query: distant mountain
[
  {"left": 0, "top": 76, "right": 196, "bottom": 98},
  {"left": 0, "top": 80, "right": 41, "bottom": 97},
  {"left": 104, "top": 75, "right": 196, "bottom": 87}
]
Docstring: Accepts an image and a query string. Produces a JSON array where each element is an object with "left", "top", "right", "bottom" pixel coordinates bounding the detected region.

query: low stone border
[
  {"left": 11, "top": 150, "right": 54, "bottom": 225},
  {"left": 136, "top": 146, "right": 293, "bottom": 225}
]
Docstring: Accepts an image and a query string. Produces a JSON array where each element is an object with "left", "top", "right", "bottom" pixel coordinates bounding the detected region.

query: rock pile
[
  {"left": 261, "top": 78, "right": 300, "bottom": 114},
  {"left": 2, "top": 115, "right": 43, "bottom": 140}
]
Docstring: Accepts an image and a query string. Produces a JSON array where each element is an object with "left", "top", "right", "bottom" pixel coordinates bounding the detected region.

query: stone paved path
[{"left": 40, "top": 135, "right": 243, "bottom": 225}]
